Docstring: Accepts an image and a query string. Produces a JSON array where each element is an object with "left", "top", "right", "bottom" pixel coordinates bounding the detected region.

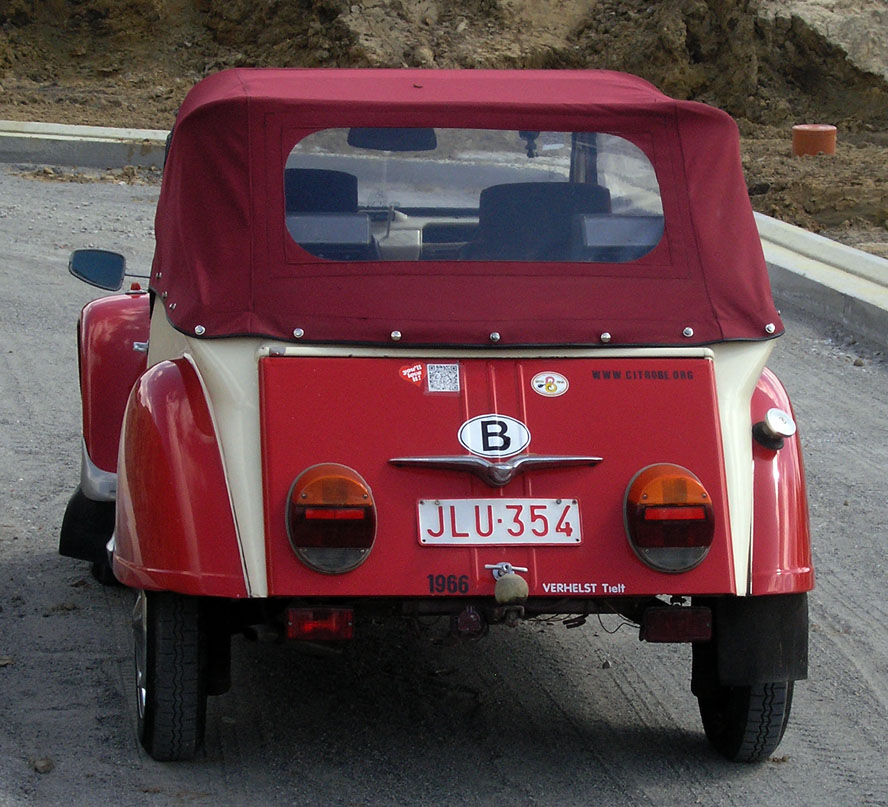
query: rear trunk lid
[{"left": 259, "top": 354, "right": 735, "bottom": 598}]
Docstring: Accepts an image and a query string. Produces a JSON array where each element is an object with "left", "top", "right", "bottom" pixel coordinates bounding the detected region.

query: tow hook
[{"left": 485, "top": 562, "right": 530, "bottom": 611}]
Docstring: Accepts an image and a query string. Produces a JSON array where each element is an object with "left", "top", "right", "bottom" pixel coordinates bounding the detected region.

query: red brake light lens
[
  {"left": 303, "top": 507, "right": 368, "bottom": 521},
  {"left": 642, "top": 505, "right": 707, "bottom": 522}
]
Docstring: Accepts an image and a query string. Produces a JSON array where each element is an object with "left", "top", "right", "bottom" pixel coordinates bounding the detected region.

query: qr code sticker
[{"left": 427, "top": 363, "right": 460, "bottom": 393}]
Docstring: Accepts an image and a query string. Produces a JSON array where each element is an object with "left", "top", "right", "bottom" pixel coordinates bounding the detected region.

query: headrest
[
  {"left": 479, "top": 182, "right": 611, "bottom": 232},
  {"left": 285, "top": 168, "right": 359, "bottom": 213},
  {"left": 467, "top": 182, "right": 612, "bottom": 260}
]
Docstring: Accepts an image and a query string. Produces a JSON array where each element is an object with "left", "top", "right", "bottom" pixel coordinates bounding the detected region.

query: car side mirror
[{"left": 69, "top": 249, "right": 127, "bottom": 291}]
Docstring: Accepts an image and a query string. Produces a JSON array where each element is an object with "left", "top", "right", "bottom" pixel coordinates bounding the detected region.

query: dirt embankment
[{"left": 1, "top": 0, "right": 887, "bottom": 254}]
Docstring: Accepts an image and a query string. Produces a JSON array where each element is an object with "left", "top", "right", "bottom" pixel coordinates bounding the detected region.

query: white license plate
[{"left": 418, "top": 498, "right": 581, "bottom": 545}]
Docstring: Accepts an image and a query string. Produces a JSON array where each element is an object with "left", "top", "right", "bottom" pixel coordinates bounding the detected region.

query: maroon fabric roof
[{"left": 151, "top": 68, "right": 782, "bottom": 347}]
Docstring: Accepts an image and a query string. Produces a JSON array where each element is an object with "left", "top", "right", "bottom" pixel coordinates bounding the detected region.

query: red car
[{"left": 61, "top": 68, "right": 812, "bottom": 763}]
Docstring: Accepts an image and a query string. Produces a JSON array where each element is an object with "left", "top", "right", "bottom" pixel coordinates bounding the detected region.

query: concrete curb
[
  {"left": 0, "top": 120, "right": 168, "bottom": 169},
  {"left": 1, "top": 120, "right": 886, "bottom": 347},
  {"left": 757, "top": 213, "right": 888, "bottom": 347}
]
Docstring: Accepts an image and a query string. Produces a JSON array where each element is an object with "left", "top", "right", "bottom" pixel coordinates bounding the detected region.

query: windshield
[{"left": 285, "top": 128, "right": 663, "bottom": 263}]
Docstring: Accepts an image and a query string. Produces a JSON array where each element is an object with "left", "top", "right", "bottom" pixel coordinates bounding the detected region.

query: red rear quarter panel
[
  {"left": 113, "top": 358, "right": 247, "bottom": 597},
  {"left": 78, "top": 293, "right": 149, "bottom": 472},
  {"left": 750, "top": 368, "right": 814, "bottom": 594}
]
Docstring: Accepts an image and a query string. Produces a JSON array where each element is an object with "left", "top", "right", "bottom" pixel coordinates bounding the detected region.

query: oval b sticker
[{"left": 458, "top": 414, "right": 530, "bottom": 458}]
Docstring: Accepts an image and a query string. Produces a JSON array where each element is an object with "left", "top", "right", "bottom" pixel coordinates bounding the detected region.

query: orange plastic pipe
[{"left": 792, "top": 124, "right": 837, "bottom": 156}]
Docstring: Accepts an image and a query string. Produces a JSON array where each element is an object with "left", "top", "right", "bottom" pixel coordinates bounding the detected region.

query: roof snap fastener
[
  {"left": 168, "top": 302, "right": 176, "bottom": 310},
  {"left": 293, "top": 328, "right": 305, "bottom": 339},
  {"left": 682, "top": 327, "right": 694, "bottom": 338},
  {"left": 194, "top": 325, "right": 206, "bottom": 336},
  {"left": 489, "top": 332, "right": 501, "bottom": 343},
  {"left": 600, "top": 332, "right": 612, "bottom": 344},
  {"left": 391, "top": 330, "right": 402, "bottom": 341},
  {"left": 765, "top": 323, "right": 776, "bottom": 334}
]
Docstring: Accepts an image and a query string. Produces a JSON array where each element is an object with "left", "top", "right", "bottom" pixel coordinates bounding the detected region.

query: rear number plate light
[{"left": 418, "top": 498, "right": 581, "bottom": 545}]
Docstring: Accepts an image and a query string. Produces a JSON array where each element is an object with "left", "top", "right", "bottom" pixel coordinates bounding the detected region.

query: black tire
[
  {"left": 698, "top": 680, "right": 794, "bottom": 763},
  {"left": 133, "top": 591, "right": 208, "bottom": 761}
]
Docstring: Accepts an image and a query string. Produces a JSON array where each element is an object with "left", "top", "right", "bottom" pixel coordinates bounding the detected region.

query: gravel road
[{"left": 1, "top": 166, "right": 886, "bottom": 806}]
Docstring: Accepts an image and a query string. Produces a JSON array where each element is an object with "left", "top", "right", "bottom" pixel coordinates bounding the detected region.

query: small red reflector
[
  {"left": 303, "top": 507, "right": 367, "bottom": 521},
  {"left": 286, "top": 608, "right": 354, "bottom": 641},
  {"left": 643, "top": 505, "right": 707, "bottom": 521},
  {"left": 639, "top": 606, "right": 712, "bottom": 643}
]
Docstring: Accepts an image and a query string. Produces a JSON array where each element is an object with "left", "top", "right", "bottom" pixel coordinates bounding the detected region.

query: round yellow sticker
[{"left": 531, "top": 371, "right": 569, "bottom": 397}]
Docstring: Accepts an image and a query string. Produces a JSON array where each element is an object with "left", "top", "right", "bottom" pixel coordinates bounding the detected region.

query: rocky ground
[{"left": 1, "top": 0, "right": 887, "bottom": 255}]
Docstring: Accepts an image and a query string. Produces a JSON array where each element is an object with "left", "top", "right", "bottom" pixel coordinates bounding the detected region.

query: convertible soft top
[{"left": 151, "top": 68, "right": 782, "bottom": 347}]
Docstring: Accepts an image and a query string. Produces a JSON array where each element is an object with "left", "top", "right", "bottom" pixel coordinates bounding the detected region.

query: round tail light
[
  {"left": 624, "top": 463, "right": 715, "bottom": 573},
  {"left": 286, "top": 463, "right": 376, "bottom": 574}
]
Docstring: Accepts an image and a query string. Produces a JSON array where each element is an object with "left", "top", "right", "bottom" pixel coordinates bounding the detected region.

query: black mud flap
[
  {"left": 692, "top": 593, "right": 808, "bottom": 692},
  {"left": 59, "top": 486, "right": 115, "bottom": 563}
]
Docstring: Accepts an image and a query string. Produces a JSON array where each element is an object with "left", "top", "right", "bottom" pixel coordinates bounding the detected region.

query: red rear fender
[
  {"left": 78, "top": 293, "right": 150, "bottom": 472},
  {"left": 113, "top": 358, "right": 247, "bottom": 597},
  {"left": 750, "top": 368, "right": 814, "bottom": 594}
]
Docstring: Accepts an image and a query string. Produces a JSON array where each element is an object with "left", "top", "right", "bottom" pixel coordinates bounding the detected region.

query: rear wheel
[
  {"left": 692, "top": 593, "right": 806, "bottom": 762},
  {"left": 133, "top": 590, "right": 208, "bottom": 761},
  {"left": 697, "top": 680, "right": 793, "bottom": 762}
]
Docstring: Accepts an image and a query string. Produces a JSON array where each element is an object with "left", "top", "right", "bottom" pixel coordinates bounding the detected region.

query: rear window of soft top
[{"left": 285, "top": 128, "right": 663, "bottom": 264}]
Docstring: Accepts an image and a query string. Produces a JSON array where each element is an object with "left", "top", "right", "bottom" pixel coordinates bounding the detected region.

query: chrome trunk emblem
[{"left": 389, "top": 454, "right": 602, "bottom": 487}]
